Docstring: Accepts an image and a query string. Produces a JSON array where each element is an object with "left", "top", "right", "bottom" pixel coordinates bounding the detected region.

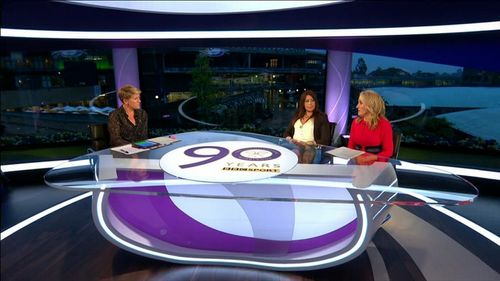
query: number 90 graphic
[
  {"left": 180, "top": 146, "right": 281, "bottom": 169},
  {"left": 160, "top": 141, "right": 298, "bottom": 183}
]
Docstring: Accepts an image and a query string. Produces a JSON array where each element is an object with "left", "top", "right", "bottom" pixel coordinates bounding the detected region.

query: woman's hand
[
  {"left": 354, "top": 153, "right": 377, "bottom": 165},
  {"left": 291, "top": 139, "right": 306, "bottom": 146}
]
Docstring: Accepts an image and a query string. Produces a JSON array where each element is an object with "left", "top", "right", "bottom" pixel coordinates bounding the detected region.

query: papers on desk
[
  {"left": 326, "top": 146, "right": 364, "bottom": 159},
  {"left": 149, "top": 136, "right": 181, "bottom": 146},
  {"left": 111, "top": 144, "right": 152, "bottom": 155},
  {"left": 111, "top": 136, "right": 180, "bottom": 155}
]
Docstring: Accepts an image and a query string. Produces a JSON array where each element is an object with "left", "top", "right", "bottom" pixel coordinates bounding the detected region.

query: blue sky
[{"left": 352, "top": 53, "right": 463, "bottom": 74}]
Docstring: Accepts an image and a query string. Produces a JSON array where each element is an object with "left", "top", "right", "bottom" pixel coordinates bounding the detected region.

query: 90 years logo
[{"left": 160, "top": 141, "right": 298, "bottom": 182}]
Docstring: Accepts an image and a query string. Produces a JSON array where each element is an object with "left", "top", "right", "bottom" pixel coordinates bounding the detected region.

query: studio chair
[
  {"left": 340, "top": 134, "right": 349, "bottom": 147},
  {"left": 392, "top": 132, "right": 402, "bottom": 159},
  {"left": 329, "top": 122, "right": 337, "bottom": 146},
  {"left": 88, "top": 123, "right": 109, "bottom": 153}
]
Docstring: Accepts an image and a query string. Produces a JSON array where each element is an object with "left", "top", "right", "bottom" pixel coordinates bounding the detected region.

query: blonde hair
[
  {"left": 356, "top": 89, "right": 386, "bottom": 130},
  {"left": 117, "top": 84, "right": 141, "bottom": 102}
]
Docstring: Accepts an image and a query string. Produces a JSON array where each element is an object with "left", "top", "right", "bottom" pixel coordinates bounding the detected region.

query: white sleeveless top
[{"left": 293, "top": 118, "right": 315, "bottom": 143}]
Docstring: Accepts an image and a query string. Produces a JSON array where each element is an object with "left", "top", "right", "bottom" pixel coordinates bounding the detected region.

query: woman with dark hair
[{"left": 284, "top": 90, "right": 330, "bottom": 146}]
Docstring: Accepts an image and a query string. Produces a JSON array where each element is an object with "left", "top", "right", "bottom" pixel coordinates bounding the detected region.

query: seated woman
[
  {"left": 284, "top": 90, "right": 330, "bottom": 163},
  {"left": 108, "top": 84, "right": 148, "bottom": 147},
  {"left": 348, "top": 89, "right": 393, "bottom": 165}
]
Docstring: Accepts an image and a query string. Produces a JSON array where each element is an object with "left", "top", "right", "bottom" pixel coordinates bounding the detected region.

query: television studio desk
[{"left": 44, "top": 131, "right": 478, "bottom": 271}]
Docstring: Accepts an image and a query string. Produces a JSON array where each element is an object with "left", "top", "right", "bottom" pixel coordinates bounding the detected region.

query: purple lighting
[
  {"left": 112, "top": 48, "right": 140, "bottom": 107},
  {"left": 107, "top": 189, "right": 357, "bottom": 254},
  {"left": 325, "top": 50, "right": 352, "bottom": 144}
]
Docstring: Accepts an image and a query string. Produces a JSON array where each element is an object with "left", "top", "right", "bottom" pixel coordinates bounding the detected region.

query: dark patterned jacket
[{"left": 108, "top": 106, "right": 148, "bottom": 147}]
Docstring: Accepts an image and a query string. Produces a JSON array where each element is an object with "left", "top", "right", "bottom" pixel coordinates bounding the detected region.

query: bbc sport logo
[
  {"left": 160, "top": 141, "right": 299, "bottom": 183},
  {"left": 221, "top": 167, "right": 281, "bottom": 173}
]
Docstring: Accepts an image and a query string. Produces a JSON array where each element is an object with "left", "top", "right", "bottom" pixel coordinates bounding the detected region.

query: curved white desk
[{"left": 44, "top": 131, "right": 478, "bottom": 271}]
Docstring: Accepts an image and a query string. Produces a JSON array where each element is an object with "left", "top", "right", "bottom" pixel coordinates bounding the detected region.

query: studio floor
[{"left": 1, "top": 172, "right": 499, "bottom": 281}]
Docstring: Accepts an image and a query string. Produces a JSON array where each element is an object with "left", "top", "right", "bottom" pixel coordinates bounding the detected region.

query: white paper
[
  {"left": 110, "top": 136, "right": 180, "bottom": 155},
  {"left": 326, "top": 147, "right": 364, "bottom": 159},
  {"left": 149, "top": 136, "right": 181, "bottom": 145},
  {"left": 110, "top": 144, "right": 148, "bottom": 155}
]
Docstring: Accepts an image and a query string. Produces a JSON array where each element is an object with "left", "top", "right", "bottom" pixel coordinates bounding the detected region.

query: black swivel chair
[
  {"left": 329, "top": 122, "right": 337, "bottom": 146},
  {"left": 88, "top": 123, "right": 109, "bottom": 152},
  {"left": 392, "top": 132, "right": 402, "bottom": 159}
]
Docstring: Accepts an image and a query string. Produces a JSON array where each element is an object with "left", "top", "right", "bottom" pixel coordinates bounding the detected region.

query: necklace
[
  {"left": 300, "top": 114, "right": 312, "bottom": 129},
  {"left": 302, "top": 113, "right": 312, "bottom": 121}
]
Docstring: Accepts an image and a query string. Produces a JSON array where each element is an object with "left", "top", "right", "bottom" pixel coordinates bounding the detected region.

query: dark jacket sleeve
[
  {"left": 284, "top": 118, "right": 296, "bottom": 138},
  {"left": 314, "top": 112, "right": 331, "bottom": 146},
  {"left": 138, "top": 109, "right": 148, "bottom": 140},
  {"left": 108, "top": 110, "right": 128, "bottom": 147}
]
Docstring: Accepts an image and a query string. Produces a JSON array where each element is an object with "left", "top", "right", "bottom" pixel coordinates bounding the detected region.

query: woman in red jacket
[{"left": 348, "top": 90, "right": 393, "bottom": 165}]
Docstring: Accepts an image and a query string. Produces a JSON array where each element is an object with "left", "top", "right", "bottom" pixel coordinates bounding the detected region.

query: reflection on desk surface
[{"left": 45, "top": 131, "right": 478, "bottom": 206}]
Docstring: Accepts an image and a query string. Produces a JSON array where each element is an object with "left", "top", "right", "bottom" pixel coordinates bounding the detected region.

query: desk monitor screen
[{"left": 132, "top": 140, "right": 160, "bottom": 149}]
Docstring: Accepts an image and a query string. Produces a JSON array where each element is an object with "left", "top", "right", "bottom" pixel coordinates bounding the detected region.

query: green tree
[
  {"left": 354, "top": 58, "right": 368, "bottom": 75},
  {"left": 191, "top": 54, "right": 216, "bottom": 116}
]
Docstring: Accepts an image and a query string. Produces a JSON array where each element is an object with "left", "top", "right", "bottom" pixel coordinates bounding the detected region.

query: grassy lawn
[
  {"left": 1, "top": 144, "right": 88, "bottom": 164},
  {"left": 399, "top": 146, "right": 500, "bottom": 171}
]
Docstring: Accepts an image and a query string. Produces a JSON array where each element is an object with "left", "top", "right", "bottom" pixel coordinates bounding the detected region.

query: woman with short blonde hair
[
  {"left": 108, "top": 84, "right": 148, "bottom": 147},
  {"left": 117, "top": 84, "right": 141, "bottom": 103}
]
